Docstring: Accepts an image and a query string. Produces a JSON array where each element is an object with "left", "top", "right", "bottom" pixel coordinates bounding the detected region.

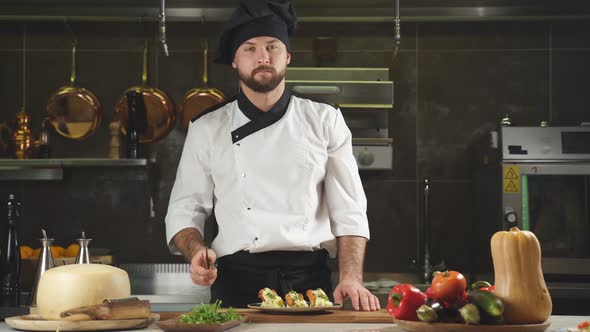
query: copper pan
[
  {"left": 179, "top": 40, "right": 225, "bottom": 129},
  {"left": 46, "top": 42, "right": 102, "bottom": 140},
  {"left": 114, "top": 42, "right": 176, "bottom": 143}
]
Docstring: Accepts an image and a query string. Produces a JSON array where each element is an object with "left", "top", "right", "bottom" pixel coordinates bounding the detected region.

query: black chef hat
[{"left": 214, "top": 0, "right": 297, "bottom": 65}]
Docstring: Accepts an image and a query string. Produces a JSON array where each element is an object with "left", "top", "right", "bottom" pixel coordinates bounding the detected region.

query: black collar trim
[
  {"left": 237, "top": 89, "right": 291, "bottom": 120},
  {"left": 232, "top": 90, "right": 291, "bottom": 144}
]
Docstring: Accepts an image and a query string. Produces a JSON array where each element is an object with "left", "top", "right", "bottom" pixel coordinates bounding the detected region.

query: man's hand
[
  {"left": 335, "top": 236, "right": 380, "bottom": 311},
  {"left": 172, "top": 228, "right": 218, "bottom": 286},
  {"left": 189, "top": 246, "right": 218, "bottom": 286},
  {"left": 334, "top": 278, "right": 380, "bottom": 311}
]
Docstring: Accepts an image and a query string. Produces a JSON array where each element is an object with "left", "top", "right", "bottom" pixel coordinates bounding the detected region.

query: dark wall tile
[
  {"left": 296, "top": 23, "right": 417, "bottom": 52},
  {"left": 363, "top": 180, "right": 418, "bottom": 272},
  {"left": 390, "top": 52, "right": 417, "bottom": 179},
  {"left": 0, "top": 22, "right": 21, "bottom": 50},
  {"left": 418, "top": 51, "right": 549, "bottom": 179},
  {"left": 164, "top": 22, "right": 224, "bottom": 51},
  {"left": 0, "top": 52, "right": 22, "bottom": 126},
  {"left": 27, "top": 22, "right": 149, "bottom": 51},
  {"left": 419, "top": 22, "right": 550, "bottom": 50},
  {"left": 417, "top": 180, "right": 475, "bottom": 274},
  {"left": 552, "top": 50, "right": 590, "bottom": 126},
  {"left": 26, "top": 23, "right": 76, "bottom": 50},
  {"left": 552, "top": 21, "right": 590, "bottom": 49}
]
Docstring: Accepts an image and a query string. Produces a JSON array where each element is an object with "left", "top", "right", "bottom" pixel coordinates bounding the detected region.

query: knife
[{"left": 205, "top": 244, "right": 210, "bottom": 270}]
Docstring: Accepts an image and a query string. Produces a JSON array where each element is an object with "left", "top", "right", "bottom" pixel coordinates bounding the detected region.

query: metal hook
[
  {"left": 393, "top": 0, "right": 401, "bottom": 58},
  {"left": 158, "top": 0, "right": 169, "bottom": 56}
]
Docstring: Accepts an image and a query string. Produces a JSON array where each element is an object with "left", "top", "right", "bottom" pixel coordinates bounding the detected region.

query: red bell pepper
[
  {"left": 425, "top": 287, "right": 435, "bottom": 298},
  {"left": 471, "top": 280, "right": 494, "bottom": 293},
  {"left": 482, "top": 285, "right": 495, "bottom": 293},
  {"left": 386, "top": 284, "right": 427, "bottom": 321}
]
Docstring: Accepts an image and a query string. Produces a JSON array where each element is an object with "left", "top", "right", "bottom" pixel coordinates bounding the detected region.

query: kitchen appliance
[
  {"left": 475, "top": 126, "right": 590, "bottom": 280},
  {"left": 286, "top": 67, "right": 394, "bottom": 170}
]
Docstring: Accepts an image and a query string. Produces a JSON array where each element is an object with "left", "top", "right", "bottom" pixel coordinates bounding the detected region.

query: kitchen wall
[{"left": 0, "top": 19, "right": 589, "bottom": 276}]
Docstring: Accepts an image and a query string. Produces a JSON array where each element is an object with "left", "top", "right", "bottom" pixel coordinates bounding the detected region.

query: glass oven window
[{"left": 528, "top": 175, "right": 590, "bottom": 258}]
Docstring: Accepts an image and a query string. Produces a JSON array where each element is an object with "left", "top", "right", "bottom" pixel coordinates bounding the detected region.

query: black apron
[{"left": 210, "top": 250, "right": 332, "bottom": 308}]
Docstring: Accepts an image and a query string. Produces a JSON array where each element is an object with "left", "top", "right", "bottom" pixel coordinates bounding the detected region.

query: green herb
[
  {"left": 178, "top": 300, "right": 242, "bottom": 324},
  {"left": 318, "top": 292, "right": 329, "bottom": 301}
]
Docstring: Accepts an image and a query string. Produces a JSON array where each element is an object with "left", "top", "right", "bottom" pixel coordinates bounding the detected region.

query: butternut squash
[{"left": 491, "top": 227, "right": 552, "bottom": 324}]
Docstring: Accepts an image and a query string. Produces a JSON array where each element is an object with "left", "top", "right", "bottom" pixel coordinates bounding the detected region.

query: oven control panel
[
  {"left": 501, "top": 127, "right": 590, "bottom": 160},
  {"left": 352, "top": 145, "right": 392, "bottom": 170}
]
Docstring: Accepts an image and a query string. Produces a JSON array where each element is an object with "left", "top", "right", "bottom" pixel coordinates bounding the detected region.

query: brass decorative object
[{"left": 11, "top": 110, "right": 33, "bottom": 159}]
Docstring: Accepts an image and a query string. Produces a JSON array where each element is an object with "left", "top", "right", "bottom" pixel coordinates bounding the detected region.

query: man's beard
[{"left": 239, "top": 65, "right": 286, "bottom": 93}]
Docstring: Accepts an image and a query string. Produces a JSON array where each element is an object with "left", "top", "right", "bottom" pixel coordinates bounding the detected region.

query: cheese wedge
[{"left": 36, "top": 264, "right": 131, "bottom": 320}]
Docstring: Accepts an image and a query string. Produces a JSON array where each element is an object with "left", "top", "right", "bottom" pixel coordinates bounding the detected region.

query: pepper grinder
[
  {"left": 75, "top": 232, "right": 92, "bottom": 264},
  {"left": 108, "top": 120, "right": 121, "bottom": 160},
  {"left": 28, "top": 229, "right": 55, "bottom": 306}
]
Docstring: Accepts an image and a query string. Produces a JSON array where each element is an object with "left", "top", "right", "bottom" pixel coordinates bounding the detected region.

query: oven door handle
[{"left": 291, "top": 86, "right": 341, "bottom": 95}]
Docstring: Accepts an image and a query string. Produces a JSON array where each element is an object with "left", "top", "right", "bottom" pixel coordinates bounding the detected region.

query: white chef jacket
[{"left": 165, "top": 90, "right": 369, "bottom": 259}]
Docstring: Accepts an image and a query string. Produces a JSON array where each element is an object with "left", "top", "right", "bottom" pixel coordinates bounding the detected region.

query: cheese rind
[{"left": 36, "top": 264, "right": 131, "bottom": 320}]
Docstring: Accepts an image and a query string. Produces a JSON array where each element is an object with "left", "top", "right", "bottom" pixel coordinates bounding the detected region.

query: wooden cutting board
[
  {"left": 157, "top": 309, "right": 393, "bottom": 323},
  {"left": 5, "top": 313, "right": 159, "bottom": 331}
]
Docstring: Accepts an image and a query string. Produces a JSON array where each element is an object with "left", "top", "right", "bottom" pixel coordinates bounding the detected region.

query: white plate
[{"left": 247, "top": 303, "right": 342, "bottom": 313}]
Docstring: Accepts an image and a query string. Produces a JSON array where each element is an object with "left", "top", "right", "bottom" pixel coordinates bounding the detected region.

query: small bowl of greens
[{"left": 156, "top": 300, "right": 245, "bottom": 332}]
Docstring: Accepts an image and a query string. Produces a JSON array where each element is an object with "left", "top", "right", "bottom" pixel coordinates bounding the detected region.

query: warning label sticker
[{"left": 503, "top": 166, "right": 520, "bottom": 194}]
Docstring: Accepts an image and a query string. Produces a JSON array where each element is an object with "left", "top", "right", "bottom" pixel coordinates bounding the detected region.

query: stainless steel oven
[{"left": 475, "top": 126, "right": 590, "bottom": 279}]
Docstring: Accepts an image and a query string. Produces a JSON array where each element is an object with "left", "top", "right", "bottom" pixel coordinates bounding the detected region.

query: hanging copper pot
[
  {"left": 45, "top": 41, "right": 102, "bottom": 140},
  {"left": 179, "top": 40, "right": 225, "bottom": 129},
  {"left": 114, "top": 42, "right": 176, "bottom": 143}
]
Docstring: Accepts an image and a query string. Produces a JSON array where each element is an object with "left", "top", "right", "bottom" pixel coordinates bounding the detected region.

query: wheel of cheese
[{"left": 36, "top": 264, "right": 131, "bottom": 320}]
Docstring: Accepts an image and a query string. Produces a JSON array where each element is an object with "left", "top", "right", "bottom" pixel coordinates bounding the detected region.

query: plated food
[
  {"left": 249, "top": 287, "right": 341, "bottom": 313},
  {"left": 258, "top": 288, "right": 285, "bottom": 308},
  {"left": 285, "top": 290, "right": 308, "bottom": 307},
  {"left": 258, "top": 287, "right": 333, "bottom": 308},
  {"left": 306, "top": 288, "right": 333, "bottom": 307}
]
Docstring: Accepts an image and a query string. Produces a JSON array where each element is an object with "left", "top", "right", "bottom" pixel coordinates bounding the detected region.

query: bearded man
[{"left": 165, "top": 0, "right": 379, "bottom": 311}]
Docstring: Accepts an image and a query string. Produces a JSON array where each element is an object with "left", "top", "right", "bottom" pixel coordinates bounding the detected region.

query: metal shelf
[
  {"left": 0, "top": 158, "right": 147, "bottom": 167},
  {"left": 1, "top": 0, "right": 589, "bottom": 22},
  {"left": 0, "top": 158, "right": 147, "bottom": 181}
]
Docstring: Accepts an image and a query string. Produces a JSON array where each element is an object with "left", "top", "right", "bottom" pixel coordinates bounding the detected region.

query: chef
[{"left": 165, "top": 0, "right": 380, "bottom": 311}]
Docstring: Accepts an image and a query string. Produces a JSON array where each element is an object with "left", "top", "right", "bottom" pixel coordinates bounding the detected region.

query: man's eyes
[{"left": 243, "top": 45, "right": 279, "bottom": 52}]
